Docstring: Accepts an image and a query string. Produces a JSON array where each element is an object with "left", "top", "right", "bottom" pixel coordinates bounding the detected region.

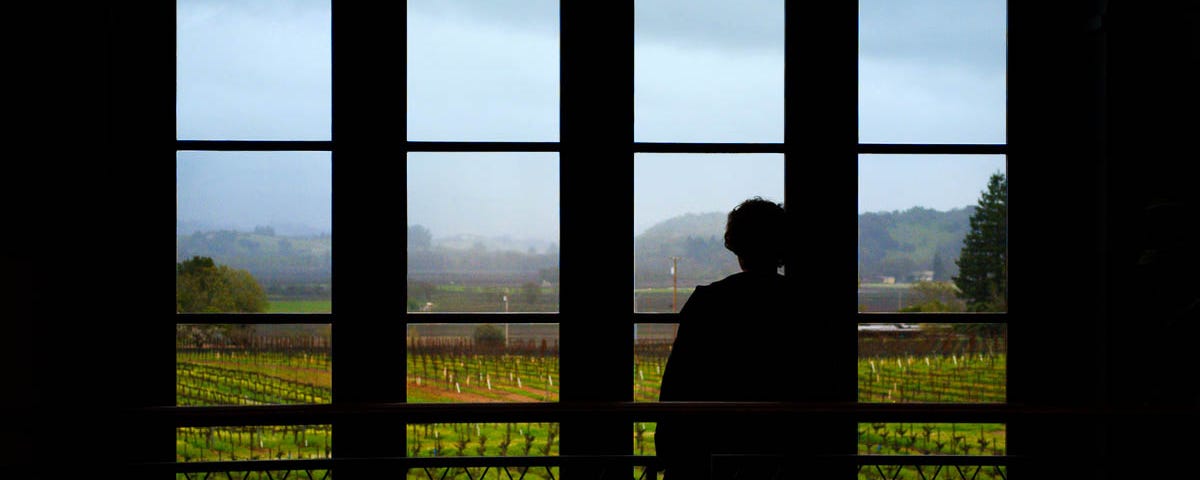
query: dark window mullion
[
  {"left": 331, "top": 1, "right": 407, "bottom": 472},
  {"left": 784, "top": 0, "right": 859, "bottom": 470},
  {"left": 558, "top": 0, "right": 633, "bottom": 463}
]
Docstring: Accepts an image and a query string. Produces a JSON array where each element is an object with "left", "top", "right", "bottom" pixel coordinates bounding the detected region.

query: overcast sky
[{"left": 177, "top": 0, "right": 1007, "bottom": 240}]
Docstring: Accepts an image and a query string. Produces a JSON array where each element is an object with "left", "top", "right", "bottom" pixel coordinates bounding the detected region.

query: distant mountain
[
  {"left": 177, "top": 220, "right": 329, "bottom": 237},
  {"left": 632, "top": 207, "right": 974, "bottom": 288},
  {"left": 639, "top": 212, "right": 727, "bottom": 241},
  {"left": 858, "top": 206, "right": 974, "bottom": 281},
  {"left": 176, "top": 229, "right": 332, "bottom": 288},
  {"left": 635, "top": 212, "right": 737, "bottom": 288}
]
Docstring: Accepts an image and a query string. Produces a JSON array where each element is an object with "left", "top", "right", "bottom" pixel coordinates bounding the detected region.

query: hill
[
  {"left": 634, "top": 212, "right": 738, "bottom": 288},
  {"left": 176, "top": 229, "right": 332, "bottom": 297},
  {"left": 858, "top": 206, "right": 974, "bottom": 281},
  {"left": 632, "top": 207, "right": 974, "bottom": 288}
]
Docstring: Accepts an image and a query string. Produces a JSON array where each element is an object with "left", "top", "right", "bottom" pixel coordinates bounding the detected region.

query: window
[
  {"left": 148, "top": 0, "right": 1030, "bottom": 477},
  {"left": 175, "top": 0, "right": 335, "bottom": 466},
  {"left": 856, "top": 2, "right": 1008, "bottom": 475}
]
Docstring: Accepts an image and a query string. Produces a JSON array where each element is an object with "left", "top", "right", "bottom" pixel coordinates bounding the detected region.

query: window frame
[{"left": 152, "top": 0, "right": 1034, "bottom": 476}]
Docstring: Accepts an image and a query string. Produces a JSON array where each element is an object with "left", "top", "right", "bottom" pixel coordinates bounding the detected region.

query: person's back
[{"left": 655, "top": 197, "right": 798, "bottom": 479}]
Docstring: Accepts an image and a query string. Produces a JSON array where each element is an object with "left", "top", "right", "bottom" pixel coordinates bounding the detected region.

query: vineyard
[
  {"left": 174, "top": 323, "right": 1007, "bottom": 479},
  {"left": 857, "top": 422, "right": 1007, "bottom": 480},
  {"left": 176, "top": 334, "right": 331, "bottom": 407},
  {"left": 858, "top": 326, "right": 1006, "bottom": 403},
  {"left": 176, "top": 326, "right": 333, "bottom": 469},
  {"left": 406, "top": 335, "right": 560, "bottom": 403},
  {"left": 177, "top": 425, "right": 331, "bottom": 462}
]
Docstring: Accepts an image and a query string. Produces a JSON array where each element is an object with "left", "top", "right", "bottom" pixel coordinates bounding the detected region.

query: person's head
[{"left": 724, "top": 197, "right": 786, "bottom": 272}]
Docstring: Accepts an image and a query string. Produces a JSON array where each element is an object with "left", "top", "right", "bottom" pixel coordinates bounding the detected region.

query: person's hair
[{"left": 724, "top": 197, "right": 786, "bottom": 270}]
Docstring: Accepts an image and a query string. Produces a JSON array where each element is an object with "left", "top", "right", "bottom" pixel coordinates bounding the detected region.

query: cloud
[
  {"left": 860, "top": 0, "right": 1007, "bottom": 74},
  {"left": 636, "top": 0, "right": 784, "bottom": 52}
]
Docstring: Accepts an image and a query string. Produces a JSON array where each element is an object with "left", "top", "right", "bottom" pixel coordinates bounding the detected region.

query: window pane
[
  {"left": 177, "top": 0, "right": 331, "bottom": 140},
  {"left": 859, "top": 0, "right": 1006, "bottom": 143},
  {"left": 859, "top": 323, "right": 1006, "bottom": 403},
  {"left": 407, "top": 153, "right": 559, "bottom": 313},
  {"left": 634, "top": 154, "right": 784, "bottom": 312},
  {"left": 859, "top": 422, "right": 1006, "bottom": 456},
  {"left": 632, "top": 323, "right": 675, "bottom": 471},
  {"left": 406, "top": 422, "right": 560, "bottom": 457},
  {"left": 407, "top": 0, "right": 559, "bottom": 141},
  {"left": 407, "top": 323, "right": 559, "bottom": 403},
  {"left": 633, "top": 323, "right": 676, "bottom": 402},
  {"left": 178, "top": 425, "right": 332, "bottom": 463},
  {"left": 177, "top": 152, "right": 332, "bottom": 314},
  {"left": 858, "top": 155, "right": 1006, "bottom": 313},
  {"left": 176, "top": 324, "right": 331, "bottom": 406},
  {"left": 635, "top": 0, "right": 784, "bottom": 142}
]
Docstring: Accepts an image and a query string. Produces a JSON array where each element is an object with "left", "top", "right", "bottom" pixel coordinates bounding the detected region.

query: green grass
[{"left": 266, "top": 299, "right": 332, "bottom": 313}]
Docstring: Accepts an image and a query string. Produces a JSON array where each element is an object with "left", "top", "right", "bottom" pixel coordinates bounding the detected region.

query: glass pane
[
  {"left": 176, "top": 324, "right": 331, "bottom": 406},
  {"left": 407, "top": 153, "right": 559, "bottom": 313},
  {"left": 407, "top": 323, "right": 559, "bottom": 403},
  {"left": 859, "top": 323, "right": 1006, "bottom": 403},
  {"left": 858, "top": 155, "right": 1006, "bottom": 313},
  {"left": 632, "top": 324, "right": 674, "bottom": 475},
  {"left": 178, "top": 425, "right": 332, "bottom": 462},
  {"left": 177, "top": 0, "right": 331, "bottom": 140},
  {"left": 634, "top": 154, "right": 784, "bottom": 312},
  {"left": 859, "top": 0, "right": 1006, "bottom": 143},
  {"left": 407, "top": 0, "right": 559, "bottom": 141},
  {"left": 635, "top": 0, "right": 784, "bottom": 142},
  {"left": 634, "top": 323, "right": 677, "bottom": 402},
  {"left": 859, "top": 422, "right": 1006, "bottom": 456},
  {"left": 177, "top": 152, "right": 332, "bottom": 314},
  {"left": 406, "top": 422, "right": 559, "bottom": 457}
]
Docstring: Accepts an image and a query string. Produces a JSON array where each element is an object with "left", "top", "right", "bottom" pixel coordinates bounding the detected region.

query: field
[
  {"left": 408, "top": 279, "right": 558, "bottom": 312},
  {"left": 175, "top": 321, "right": 1007, "bottom": 479},
  {"left": 176, "top": 326, "right": 333, "bottom": 477},
  {"left": 634, "top": 288, "right": 696, "bottom": 313},
  {"left": 858, "top": 325, "right": 1006, "bottom": 403}
]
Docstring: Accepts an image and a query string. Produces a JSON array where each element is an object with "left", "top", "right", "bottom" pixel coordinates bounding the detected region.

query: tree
[
  {"left": 931, "top": 251, "right": 948, "bottom": 282},
  {"left": 177, "top": 256, "right": 269, "bottom": 313},
  {"left": 953, "top": 172, "right": 1008, "bottom": 311},
  {"left": 408, "top": 225, "right": 433, "bottom": 250},
  {"left": 473, "top": 324, "right": 505, "bottom": 352}
]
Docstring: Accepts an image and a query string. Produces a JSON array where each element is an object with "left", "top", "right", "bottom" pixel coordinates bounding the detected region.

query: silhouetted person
[{"left": 656, "top": 197, "right": 798, "bottom": 480}]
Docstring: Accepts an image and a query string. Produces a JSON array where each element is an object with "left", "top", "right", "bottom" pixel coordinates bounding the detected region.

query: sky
[{"left": 176, "top": 0, "right": 1007, "bottom": 241}]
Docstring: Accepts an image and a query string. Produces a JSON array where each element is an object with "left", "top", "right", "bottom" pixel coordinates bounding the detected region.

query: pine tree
[{"left": 954, "top": 172, "right": 1008, "bottom": 311}]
